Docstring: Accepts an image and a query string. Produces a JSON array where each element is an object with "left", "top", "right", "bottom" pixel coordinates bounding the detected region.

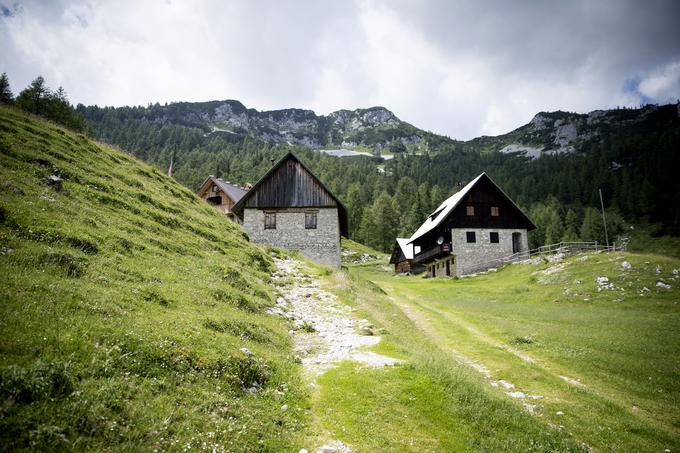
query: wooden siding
[
  {"left": 395, "top": 260, "right": 411, "bottom": 274},
  {"left": 389, "top": 243, "right": 406, "bottom": 264},
  {"left": 243, "top": 158, "right": 339, "bottom": 209},
  {"left": 198, "top": 181, "right": 236, "bottom": 216}
]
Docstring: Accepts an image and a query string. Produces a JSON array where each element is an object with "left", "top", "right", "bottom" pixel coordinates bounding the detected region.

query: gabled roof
[
  {"left": 396, "top": 238, "right": 414, "bottom": 259},
  {"left": 197, "top": 176, "right": 248, "bottom": 203},
  {"left": 389, "top": 238, "right": 415, "bottom": 264},
  {"left": 408, "top": 172, "right": 535, "bottom": 243},
  {"left": 232, "top": 152, "right": 349, "bottom": 236}
]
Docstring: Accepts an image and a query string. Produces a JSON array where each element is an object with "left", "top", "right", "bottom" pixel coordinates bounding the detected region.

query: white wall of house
[
  {"left": 450, "top": 228, "right": 528, "bottom": 275},
  {"left": 243, "top": 207, "right": 341, "bottom": 268}
]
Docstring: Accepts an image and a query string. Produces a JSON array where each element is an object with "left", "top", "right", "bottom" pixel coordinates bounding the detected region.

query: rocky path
[
  {"left": 269, "top": 257, "right": 399, "bottom": 453},
  {"left": 270, "top": 257, "right": 399, "bottom": 377}
]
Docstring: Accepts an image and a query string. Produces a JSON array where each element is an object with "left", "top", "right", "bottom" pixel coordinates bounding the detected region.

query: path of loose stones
[
  {"left": 270, "top": 257, "right": 399, "bottom": 377},
  {"left": 270, "top": 258, "right": 400, "bottom": 453}
]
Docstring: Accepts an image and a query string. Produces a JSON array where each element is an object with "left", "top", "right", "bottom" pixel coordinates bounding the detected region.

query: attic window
[
  {"left": 207, "top": 195, "right": 222, "bottom": 206},
  {"left": 305, "top": 212, "right": 317, "bottom": 229},
  {"left": 491, "top": 206, "right": 499, "bottom": 216},
  {"left": 466, "top": 206, "right": 475, "bottom": 216},
  {"left": 211, "top": 185, "right": 219, "bottom": 193},
  {"left": 264, "top": 212, "right": 276, "bottom": 230}
]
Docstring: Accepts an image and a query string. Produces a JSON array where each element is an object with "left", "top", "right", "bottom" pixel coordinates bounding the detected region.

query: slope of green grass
[
  {"left": 627, "top": 225, "right": 680, "bottom": 258},
  {"left": 351, "top": 252, "right": 680, "bottom": 452},
  {"left": 0, "top": 107, "right": 305, "bottom": 451},
  {"left": 340, "top": 238, "right": 388, "bottom": 266}
]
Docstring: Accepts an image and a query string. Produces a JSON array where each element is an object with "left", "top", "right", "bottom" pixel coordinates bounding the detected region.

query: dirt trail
[
  {"left": 270, "top": 258, "right": 399, "bottom": 453},
  {"left": 271, "top": 257, "right": 399, "bottom": 377},
  {"left": 393, "top": 296, "right": 547, "bottom": 414}
]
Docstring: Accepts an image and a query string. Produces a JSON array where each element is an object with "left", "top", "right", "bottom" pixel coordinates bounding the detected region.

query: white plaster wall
[
  {"left": 451, "top": 228, "right": 528, "bottom": 275},
  {"left": 243, "top": 208, "right": 341, "bottom": 268}
]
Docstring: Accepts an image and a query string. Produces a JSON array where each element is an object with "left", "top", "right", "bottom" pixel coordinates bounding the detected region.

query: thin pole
[
  {"left": 599, "top": 188, "right": 609, "bottom": 248},
  {"left": 167, "top": 153, "right": 174, "bottom": 177}
]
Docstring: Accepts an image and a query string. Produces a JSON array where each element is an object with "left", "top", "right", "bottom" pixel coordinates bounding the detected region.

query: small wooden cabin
[
  {"left": 232, "top": 152, "right": 348, "bottom": 268},
  {"left": 390, "top": 238, "right": 423, "bottom": 274},
  {"left": 197, "top": 176, "right": 247, "bottom": 219}
]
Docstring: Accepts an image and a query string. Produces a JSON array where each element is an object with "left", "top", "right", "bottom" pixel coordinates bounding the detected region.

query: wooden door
[{"left": 512, "top": 232, "right": 521, "bottom": 254}]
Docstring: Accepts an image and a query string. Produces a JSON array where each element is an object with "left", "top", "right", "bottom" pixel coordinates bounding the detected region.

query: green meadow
[
  {"left": 308, "top": 242, "right": 680, "bottom": 451},
  {"left": 2, "top": 106, "right": 679, "bottom": 452}
]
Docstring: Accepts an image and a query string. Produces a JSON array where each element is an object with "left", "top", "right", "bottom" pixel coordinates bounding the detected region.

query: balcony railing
[{"left": 413, "top": 243, "right": 452, "bottom": 264}]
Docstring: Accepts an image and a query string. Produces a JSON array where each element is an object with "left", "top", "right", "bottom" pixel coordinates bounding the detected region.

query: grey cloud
[{"left": 1, "top": 0, "right": 679, "bottom": 139}]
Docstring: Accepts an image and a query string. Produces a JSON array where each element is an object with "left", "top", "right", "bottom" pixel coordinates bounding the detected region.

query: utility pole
[{"left": 599, "top": 188, "right": 609, "bottom": 248}]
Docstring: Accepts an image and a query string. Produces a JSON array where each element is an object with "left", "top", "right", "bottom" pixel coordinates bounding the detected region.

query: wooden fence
[{"left": 459, "top": 241, "right": 624, "bottom": 276}]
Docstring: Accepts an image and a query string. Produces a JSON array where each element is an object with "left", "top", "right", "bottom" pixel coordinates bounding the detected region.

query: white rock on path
[{"left": 273, "top": 257, "right": 399, "bottom": 377}]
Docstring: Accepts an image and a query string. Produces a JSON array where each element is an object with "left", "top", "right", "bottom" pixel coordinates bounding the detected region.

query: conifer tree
[
  {"left": 16, "top": 76, "right": 48, "bottom": 114},
  {"left": 0, "top": 72, "right": 13, "bottom": 104},
  {"left": 561, "top": 209, "right": 580, "bottom": 241},
  {"left": 345, "top": 183, "right": 363, "bottom": 240}
]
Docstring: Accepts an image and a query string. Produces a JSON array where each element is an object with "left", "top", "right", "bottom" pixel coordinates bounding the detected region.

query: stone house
[
  {"left": 232, "top": 152, "right": 348, "bottom": 268},
  {"left": 197, "top": 176, "right": 247, "bottom": 220},
  {"left": 409, "top": 173, "right": 535, "bottom": 277}
]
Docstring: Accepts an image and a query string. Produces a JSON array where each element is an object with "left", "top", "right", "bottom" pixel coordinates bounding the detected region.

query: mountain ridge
[{"left": 80, "top": 100, "right": 680, "bottom": 159}]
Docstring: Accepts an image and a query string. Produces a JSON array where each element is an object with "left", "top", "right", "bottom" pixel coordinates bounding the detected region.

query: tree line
[
  {"left": 0, "top": 73, "right": 85, "bottom": 132},
  {"left": 79, "top": 102, "right": 680, "bottom": 253},
  {"left": 3, "top": 77, "right": 676, "bottom": 253}
]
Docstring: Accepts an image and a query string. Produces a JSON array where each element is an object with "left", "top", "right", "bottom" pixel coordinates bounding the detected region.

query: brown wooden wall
[
  {"left": 444, "top": 177, "right": 534, "bottom": 230},
  {"left": 244, "top": 159, "right": 339, "bottom": 209},
  {"left": 395, "top": 260, "right": 412, "bottom": 274},
  {"left": 198, "top": 181, "right": 235, "bottom": 215}
]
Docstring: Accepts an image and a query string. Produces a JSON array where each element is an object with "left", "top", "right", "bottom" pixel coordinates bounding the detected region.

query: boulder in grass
[{"left": 45, "top": 174, "right": 63, "bottom": 191}]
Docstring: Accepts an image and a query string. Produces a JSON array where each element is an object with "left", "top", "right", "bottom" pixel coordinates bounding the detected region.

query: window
[
  {"left": 491, "top": 206, "right": 499, "bottom": 216},
  {"left": 466, "top": 231, "right": 476, "bottom": 243},
  {"left": 490, "top": 232, "right": 499, "bottom": 243},
  {"left": 305, "top": 212, "right": 317, "bottom": 229},
  {"left": 206, "top": 195, "right": 222, "bottom": 206},
  {"left": 466, "top": 205, "right": 475, "bottom": 216},
  {"left": 264, "top": 212, "right": 276, "bottom": 229}
]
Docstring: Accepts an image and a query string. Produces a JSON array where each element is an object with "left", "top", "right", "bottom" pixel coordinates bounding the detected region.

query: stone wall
[
  {"left": 243, "top": 208, "right": 341, "bottom": 268},
  {"left": 425, "top": 256, "right": 456, "bottom": 278},
  {"left": 450, "top": 228, "right": 528, "bottom": 275}
]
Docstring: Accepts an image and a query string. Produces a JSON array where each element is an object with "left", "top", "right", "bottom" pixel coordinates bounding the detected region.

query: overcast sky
[{"left": 2, "top": 1, "right": 680, "bottom": 139}]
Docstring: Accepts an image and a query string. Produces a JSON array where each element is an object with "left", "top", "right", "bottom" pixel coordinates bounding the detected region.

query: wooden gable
[
  {"left": 410, "top": 173, "right": 535, "bottom": 248},
  {"left": 444, "top": 175, "right": 535, "bottom": 230},
  {"left": 242, "top": 157, "right": 337, "bottom": 209},
  {"left": 389, "top": 243, "right": 407, "bottom": 265},
  {"left": 233, "top": 152, "right": 349, "bottom": 236}
]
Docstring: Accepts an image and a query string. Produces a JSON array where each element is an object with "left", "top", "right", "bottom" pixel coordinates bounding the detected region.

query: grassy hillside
[
  {"left": 343, "top": 252, "right": 680, "bottom": 451},
  {"left": 0, "top": 107, "right": 304, "bottom": 451}
]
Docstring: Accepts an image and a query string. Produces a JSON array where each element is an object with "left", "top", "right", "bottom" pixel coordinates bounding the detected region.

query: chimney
[{"left": 270, "top": 157, "right": 275, "bottom": 166}]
